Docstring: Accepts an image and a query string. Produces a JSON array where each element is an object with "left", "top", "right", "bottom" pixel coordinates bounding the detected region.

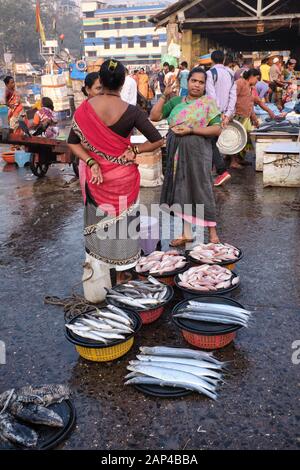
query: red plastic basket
[
  {"left": 181, "top": 329, "right": 236, "bottom": 350},
  {"left": 138, "top": 305, "right": 165, "bottom": 325}
]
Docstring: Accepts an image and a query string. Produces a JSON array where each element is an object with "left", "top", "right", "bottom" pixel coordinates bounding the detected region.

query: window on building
[
  {"left": 102, "top": 21, "right": 110, "bottom": 30},
  {"left": 128, "top": 38, "right": 134, "bottom": 48},
  {"left": 116, "top": 38, "right": 122, "bottom": 49},
  {"left": 115, "top": 17, "right": 121, "bottom": 29},
  {"left": 152, "top": 36, "right": 159, "bottom": 47},
  {"left": 127, "top": 17, "right": 134, "bottom": 29},
  {"left": 140, "top": 36, "right": 147, "bottom": 48},
  {"left": 85, "top": 11, "right": 94, "bottom": 18},
  {"left": 86, "top": 32, "right": 96, "bottom": 38},
  {"left": 139, "top": 16, "right": 147, "bottom": 27},
  {"left": 87, "top": 51, "right": 97, "bottom": 57},
  {"left": 104, "top": 39, "right": 110, "bottom": 50}
]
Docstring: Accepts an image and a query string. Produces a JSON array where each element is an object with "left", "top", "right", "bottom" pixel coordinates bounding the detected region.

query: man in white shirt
[{"left": 121, "top": 68, "right": 137, "bottom": 105}]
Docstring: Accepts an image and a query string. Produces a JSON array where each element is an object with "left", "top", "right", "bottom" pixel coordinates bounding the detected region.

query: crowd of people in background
[{"left": 3, "top": 51, "right": 298, "bottom": 182}]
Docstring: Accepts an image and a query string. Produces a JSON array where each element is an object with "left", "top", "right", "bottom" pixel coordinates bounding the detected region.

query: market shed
[{"left": 150, "top": 0, "right": 300, "bottom": 64}]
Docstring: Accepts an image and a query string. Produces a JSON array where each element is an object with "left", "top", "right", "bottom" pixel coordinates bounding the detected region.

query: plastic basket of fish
[
  {"left": 65, "top": 306, "right": 142, "bottom": 362},
  {"left": 174, "top": 265, "right": 240, "bottom": 299},
  {"left": 133, "top": 250, "right": 189, "bottom": 286},
  {"left": 186, "top": 243, "right": 243, "bottom": 270},
  {"left": 124, "top": 346, "right": 227, "bottom": 400},
  {"left": 105, "top": 276, "right": 174, "bottom": 325},
  {"left": 172, "top": 297, "right": 251, "bottom": 350}
]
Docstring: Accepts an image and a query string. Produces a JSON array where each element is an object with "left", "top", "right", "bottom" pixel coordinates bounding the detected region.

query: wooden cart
[{"left": 0, "top": 128, "right": 78, "bottom": 178}]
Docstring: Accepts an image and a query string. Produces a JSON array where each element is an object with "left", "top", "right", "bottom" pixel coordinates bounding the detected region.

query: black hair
[
  {"left": 181, "top": 61, "right": 188, "bottom": 68},
  {"left": 224, "top": 54, "right": 234, "bottom": 67},
  {"left": 169, "top": 65, "right": 175, "bottom": 72},
  {"left": 81, "top": 72, "right": 100, "bottom": 96},
  {"left": 133, "top": 69, "right": 138, "bottom": 74},
  {"left": 243, "top": 58, "right": 253, "bottom": 66},
  {"left": 188, "top": 67, "right": 207, "bottom": 82},
  {"left": 163, "top": 62, "right": 169, "bottom": 67},
  {"left": 99, "top": 59, "right": 125, "bottom": 91},
  {"left": 4, "top": 76, "right": 14, "bottom": 85},
  {"left": 211, "top": 50, "right": 224, "bottom": 64},
  {"left": 42, "top": 97, "right": 54, "bottom": 110},
  {"left": 243, "top": 68, "right": 260, "bottom": 80}
]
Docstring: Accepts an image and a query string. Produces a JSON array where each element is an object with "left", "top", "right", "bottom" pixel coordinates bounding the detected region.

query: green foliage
[{"left": 0, "top": 0, "right": 82, "bottom": 62}]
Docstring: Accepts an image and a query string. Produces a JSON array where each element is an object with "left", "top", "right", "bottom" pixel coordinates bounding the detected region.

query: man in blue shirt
[{"left": 178, "top": 61, "right": 190, "bottom": 97}]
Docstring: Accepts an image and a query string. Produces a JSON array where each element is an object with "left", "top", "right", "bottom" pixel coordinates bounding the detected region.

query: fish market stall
[
  {"left": 250, "top": 118, "right": 300, "bottom": 171},
  {"left": 263, "top": 142, "right": 300, "bottom": 187}
]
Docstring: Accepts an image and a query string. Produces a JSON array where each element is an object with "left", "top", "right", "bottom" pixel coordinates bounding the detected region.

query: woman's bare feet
[
  {"left": 170, "top": 235, "right": 194, "bottom": 247},
  {"left": 209, "top": 227, "right": 220, "bottom": 244},
  {"left": 230, "top": 155, "right": 243, "bottom": 169}
]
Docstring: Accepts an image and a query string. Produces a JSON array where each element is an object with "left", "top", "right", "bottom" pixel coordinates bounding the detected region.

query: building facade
[{"left": 81, "top": 1, "right": 169, "bottom": 67}]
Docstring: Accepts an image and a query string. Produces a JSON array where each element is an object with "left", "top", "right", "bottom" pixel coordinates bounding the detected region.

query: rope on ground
[
  {"left": 44, "top": 294, "right": 95, "bottom": 321},
  {"left": 44, "top": 263, "right": 97, "bottom": 321}
]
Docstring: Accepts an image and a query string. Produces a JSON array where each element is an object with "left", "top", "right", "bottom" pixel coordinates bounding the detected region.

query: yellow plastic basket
[{"left": 75, "top": 337, "right": 134, "bottom": 362}]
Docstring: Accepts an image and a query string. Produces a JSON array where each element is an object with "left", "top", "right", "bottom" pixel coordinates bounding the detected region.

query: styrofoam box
[
  {"left": 255, "top": 135, "right": 299, "bottom": 172},
  {"left": 263, "top": 148, "right": 300, "bottom": 187}
]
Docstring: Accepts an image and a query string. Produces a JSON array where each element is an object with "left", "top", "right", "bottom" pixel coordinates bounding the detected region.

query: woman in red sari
[
  {"left": 4, "top": 76, "right": 27, "bottom": 134},
  {"left": 68, "top": 60, "right": 164, "bottom": 286}
]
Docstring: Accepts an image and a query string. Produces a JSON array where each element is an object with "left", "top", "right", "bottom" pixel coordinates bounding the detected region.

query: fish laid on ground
[
  {"left": 135, "top": 251, "right": 187, "bottom": 275},
  {"left": 10, "top": 384, "right": 70, "bottom": 407},
  {"left": 8, "top": 402, "right": 64, "bottom": 428},
  {"left": 174, "top": 301, "right": 252, "bottom": 328},
  {"left": 126, "top": 364, "right": 218, "bottom": 400},
  {"left": 0, "top": 413, "right": 38, "bottom": 448},
  {"left": 178, "top": 265, "right": 239, "bottom": 292},
  {"left": 0, "top": 384, "right": 71, "bottom": 448},
  {"left": 125, "top": 347, "right": 227, "bottom": 400},
  {"left": 139, "top": 346, "right": 219, "bottom": 363},
  {"left": 106, "top": 277, "right": 170, "bottom": 310},
  {"left": 65, "top": 306, "right": 134, "bottom": 345},
  {"left": 189, "top": 243, "right": 240, "bottom": 264}
]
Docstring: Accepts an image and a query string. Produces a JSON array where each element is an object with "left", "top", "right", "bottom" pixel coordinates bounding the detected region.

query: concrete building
[{"left": 81, "top": 1, "right": 171, "bottom": 67}]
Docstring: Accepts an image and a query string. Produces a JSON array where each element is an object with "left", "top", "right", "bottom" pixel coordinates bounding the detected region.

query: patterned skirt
[{"left": 84, "top": 191, "right": 140, "bottom": 272}]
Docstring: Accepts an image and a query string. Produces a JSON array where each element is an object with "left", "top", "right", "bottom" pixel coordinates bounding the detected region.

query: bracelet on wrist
[{"left": 86, "top": 157, "right": 97, "bottom": 168}]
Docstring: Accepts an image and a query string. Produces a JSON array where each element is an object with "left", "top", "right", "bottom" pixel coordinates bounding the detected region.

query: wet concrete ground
[{"left": 0, "top": 155, "right": 300, "bottom": 450}]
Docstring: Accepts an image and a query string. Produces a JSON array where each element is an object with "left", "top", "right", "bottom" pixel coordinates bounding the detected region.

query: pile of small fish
[
  {"left": 106, "top": 276, "right": 170, "bottom": 310},
  {"left": 0, "top": 384, "right": 70, "bottom": 448},
  {"left": 125, "top": 346, "right": 226, "bottom": 400},
  {"left": 174, "top": 301, "right": 252, "bottom": 328},
  {"left": 66, "top": 305, "right": 134, "bottom": 344},
  {"left": 135, "top": 250, "right": 187, "bottom": 275},
  {"left": 189, "top": 243, "right": 240, "bottom": 264},
  {"left": 177, "top": 265, "right": 239, "bottom": 292}
]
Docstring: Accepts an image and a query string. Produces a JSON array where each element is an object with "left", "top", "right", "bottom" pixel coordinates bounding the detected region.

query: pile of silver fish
[
  {"left": 174, "top": 301, "right": 252, "bottom": 328},
  {"left": 189, "top": 243, "right": 240, "bottom": 264},
  {"left": 135, "top": 250, "right": 187, "bottom": 275},
  {"left": 106, "top": 276, "right": 170, "bottom": 310},
  {"left": 124, "top": 346, "right": 226, "bottom": 400},
  {"left": 177, "top": 265, "right": 240, "bottom": 292},
  {"left": 65, "top": 305, "right": 134, "bottom": 344},
  {"left": 0, "top": 384, "right": 70, "bottom": 448}
]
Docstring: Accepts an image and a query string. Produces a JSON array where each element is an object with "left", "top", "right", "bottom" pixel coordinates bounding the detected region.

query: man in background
[
  {"left": 157, "top": 62, "right": 169, "bottom": 95},
  {"left": 177, "top": 61, "right": 190, "bottom": 97},
  {"left": 121, "top": 68, "right": 137, "bottom": 105},
  {"left": 206, "top": 50, "right": 236, "bottom": 186}
]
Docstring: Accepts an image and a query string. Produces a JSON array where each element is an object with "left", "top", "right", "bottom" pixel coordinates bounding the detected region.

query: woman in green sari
[{"left": 150, "top": 67, "right": 222, "bottom": 246}]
